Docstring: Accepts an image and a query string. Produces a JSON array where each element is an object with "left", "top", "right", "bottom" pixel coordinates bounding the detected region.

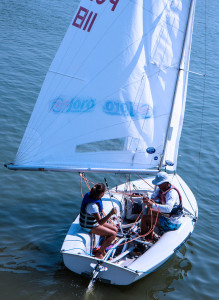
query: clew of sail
[{"left": 10, "top": 0, "right": 195, "bottom": 173}]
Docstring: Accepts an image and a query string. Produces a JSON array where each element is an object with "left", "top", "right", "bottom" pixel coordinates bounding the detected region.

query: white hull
[{"left": 61, "top": 174, "right": 198, "bottom": 285}]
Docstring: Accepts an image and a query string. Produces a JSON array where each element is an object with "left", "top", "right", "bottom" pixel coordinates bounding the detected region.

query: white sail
[
  {"left": 162, "top": 0, "right": 196, "bottom": 171},
  {"left": 12, "top": 0, "right": 195, "bottom": 173}
]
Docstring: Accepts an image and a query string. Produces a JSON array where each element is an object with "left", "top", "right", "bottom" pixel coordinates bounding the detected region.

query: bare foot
[
  {"left": 94, "top": 251, "right": 105, "bottom": 259},
  {"left": 144, "top": 233, "right": 158, "bottom": 242}
]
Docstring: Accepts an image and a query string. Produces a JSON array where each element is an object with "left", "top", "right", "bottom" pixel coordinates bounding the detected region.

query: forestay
[{"left": 12, "top": 0, "right": 195, "bottom": 173}]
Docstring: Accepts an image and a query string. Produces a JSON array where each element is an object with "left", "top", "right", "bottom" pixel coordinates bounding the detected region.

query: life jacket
[
  {"left": 79, "top": 193, "right": 103, "bottom": 229},
  {"left": 158, "top": 185, "right": 183, "bottom": 216}
]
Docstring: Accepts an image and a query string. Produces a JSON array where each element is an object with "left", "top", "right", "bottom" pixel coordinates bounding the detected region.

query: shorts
[
  {"left": 81, "top": 227, "right": 92, "bottom": 233},
  {"left": 159, "top": 215, "right": 181, "bottom": 232}
]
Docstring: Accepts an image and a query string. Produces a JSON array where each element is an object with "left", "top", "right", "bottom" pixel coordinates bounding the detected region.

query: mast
[{"left": 159, "top": 0, "right": 196, "bottom": 171}]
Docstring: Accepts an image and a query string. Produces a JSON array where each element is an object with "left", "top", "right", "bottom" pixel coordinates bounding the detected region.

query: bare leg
[
  {"left": 91, "top": 226, "right": 117, "bottom": 259},
  {"left": 141, "top": 210, "right": 160, "bottom": 238},
  {"left": 103, "top": 222, "right": 118, "bottom": 233},
  {"left": 141, "top": 214, "right": 151, "bottom": 235}
]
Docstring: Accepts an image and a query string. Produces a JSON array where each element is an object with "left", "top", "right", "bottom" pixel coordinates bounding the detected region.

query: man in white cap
[{"left": 141, "top": 171, "right": 183, "bottom": 240}]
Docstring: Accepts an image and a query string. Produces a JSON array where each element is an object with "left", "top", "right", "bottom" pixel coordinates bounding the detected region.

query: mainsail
[{"left": 9, "top": 0, "right": 196, "bottom": 173}]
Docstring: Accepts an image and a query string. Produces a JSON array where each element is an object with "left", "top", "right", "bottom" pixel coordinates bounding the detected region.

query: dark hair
[{"left": 90, "top": 183, "right": 106, "bottom": 200}]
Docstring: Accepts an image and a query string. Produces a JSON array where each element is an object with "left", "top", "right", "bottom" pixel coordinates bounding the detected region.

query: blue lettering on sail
[
  {"left": 103, "top": 100, "right": 152, "bottom": 118},
  {"left": 50, "top": 97, "right": 96, "bottom": 113}
]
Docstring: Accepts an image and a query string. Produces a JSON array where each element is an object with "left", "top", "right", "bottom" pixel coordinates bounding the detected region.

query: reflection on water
[
  {"left": 47, "top": 244, "right": 192, "bottom": 300},
  {"left": 0, "top": 230, "right": 193, "bottom": 300},
  {"left": 81, "top": 244, "right": 192, "bottom": 300}
]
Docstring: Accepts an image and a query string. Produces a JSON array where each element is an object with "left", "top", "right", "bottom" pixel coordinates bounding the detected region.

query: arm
[
  {"left": 151, "top": 190, "right": 178, "bottom": 213},
  {"left": 151, "top": 201, "right": 174, "bottom": 213},
  {"left": 143, "top": 191, "right": 175, "bottom": 213},
  {"left": 93, "top": 208, "right": 117, "bottom": 226}
]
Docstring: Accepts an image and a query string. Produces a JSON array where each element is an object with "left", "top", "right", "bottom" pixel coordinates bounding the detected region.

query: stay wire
[{"left": 196, "top": 0, "right": 207, "bottom": 198}]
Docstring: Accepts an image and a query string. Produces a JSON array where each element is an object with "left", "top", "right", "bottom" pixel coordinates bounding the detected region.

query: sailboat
[{"left": 5, "top": 0, "right": 198, "bottom": 286}]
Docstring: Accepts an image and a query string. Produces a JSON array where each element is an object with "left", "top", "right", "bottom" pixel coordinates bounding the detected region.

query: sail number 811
[{"left": 72, "top": 0, "right": 120, "bottom": 32}]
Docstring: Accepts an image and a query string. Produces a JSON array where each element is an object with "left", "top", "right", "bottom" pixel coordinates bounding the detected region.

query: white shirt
[
  {"left": 151, "top": 188, "right": 180, "bottom": 213},
  {"left": 86, "top": 203, "right": 99, "bottom": 215},
  {"left": 151, "top": 188, "right": 182, "bottom": 224}
]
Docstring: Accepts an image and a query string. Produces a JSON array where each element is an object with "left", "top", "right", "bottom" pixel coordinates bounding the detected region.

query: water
[{"left": 0, "top": 0, "right": 218, "bottom": 299}]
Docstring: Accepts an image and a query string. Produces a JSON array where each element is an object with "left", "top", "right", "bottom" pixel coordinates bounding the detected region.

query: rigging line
[
  {"left": 180, "top": 68, "right": 205, "bottom": 77},
  {"left": 196, "top": 0, "right": 207, "bottom": 198},
  {"left": 82, "top": 173, "right": 92, "bottom": 191},
  {"left": 81, "top": 174, "right": 96, "bottom": 187},
  {"left": 128, "top": 175, "right": 134, "bottom": 205},
  {"left": 176, "top": 175, "right": 196, "bottom": 215},
  {"left": 118, "top": 205, "right": 159, "bottom": 247},
  {"left": 128, "top": 197, "right": 151, "bottom": 232},
  {"left": 104, "top": 178, "right": 123, "bottom": 234},
  {"left": 80, "top": 173, "right": 84, "bottom": 198},
  {"left": 48, "top": 71, "right": 85, "bottom": 81},
  {"left": 136, "top": 174, "right": 154, "bottom": 189},
  {"left": 81, "top": 176, "right": 128, "bottom": 199}
]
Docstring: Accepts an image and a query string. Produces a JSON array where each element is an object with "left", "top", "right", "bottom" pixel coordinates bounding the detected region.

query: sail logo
[
  {"left": 103, "top": 100, "right": 153, "bottom": 119},
  {"left": 50, "top": 97, "right": 95, "bottom": 113},
  {"left": 72, "top": 1, "right": 120, "bottom": 32}
]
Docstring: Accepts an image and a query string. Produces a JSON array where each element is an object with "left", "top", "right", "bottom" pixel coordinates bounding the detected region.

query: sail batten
[{"left": 11, "top": 0, "right": 195, "bottom": 173}]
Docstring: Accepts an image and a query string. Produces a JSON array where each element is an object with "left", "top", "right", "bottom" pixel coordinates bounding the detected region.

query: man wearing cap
[{"left": 141, "top": 171, "right": 183, "bottom": 240}]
